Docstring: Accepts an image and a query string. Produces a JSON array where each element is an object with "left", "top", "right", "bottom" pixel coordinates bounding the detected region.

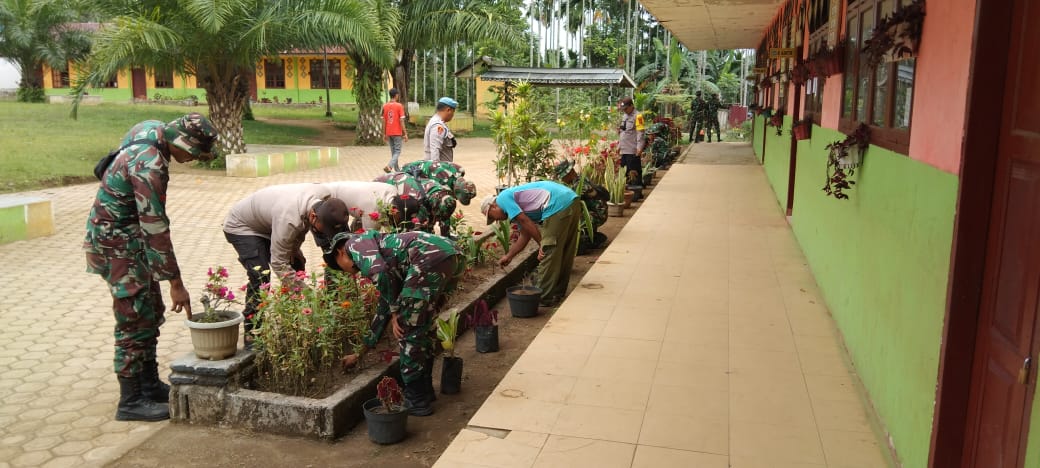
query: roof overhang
[
  {"left": 459, "top": 67, "right": 635, "bottom": 88},
  {"left": 638, "top": 0, "right": 784, "bottom": 50}
]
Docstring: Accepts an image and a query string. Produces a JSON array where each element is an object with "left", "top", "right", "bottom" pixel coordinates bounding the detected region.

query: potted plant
[
  {"left": 490, "top": 81, "right": 558, "bottom": 187},
  {"left": 604, "top": 156, "right": 626, "bottom": 217},
  {"left": 507, "top": 275, "right": 542, "bottom": 318},
  {"left": 467, "top": 299, "right": 499, "bottom": 353},
  {"left": 435, "top": 311, "right": 462, "bottom": 394},
  {"left": 862, "top": 1, "right": 925, "bottom": 69},
  {"left": 791, "top": 118, "right": 813, "bottom": 141},
  {"left": 642, "top": 162, "right": 656, "bottom": 187},
  {"left": 823, "top": 123, "right": 871, "bottom": 200},
  {"left": 185, "top": 266, "right": 245, "bottom": 360},
  {"left": 362, "top": 376, "right": 409, "bottom": 444},
  {"left": 769, "top": 110, "right": 785, "bottom": 136}
]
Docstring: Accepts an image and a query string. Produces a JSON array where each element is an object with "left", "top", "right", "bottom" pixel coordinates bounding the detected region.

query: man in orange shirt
[{"left": 382, "top": 88, "right": 408, "bottom": 173}]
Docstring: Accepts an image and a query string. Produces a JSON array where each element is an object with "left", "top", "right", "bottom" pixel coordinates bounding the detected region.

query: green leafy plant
[
  {"left": 450, "top": 212, "right": 489, "bottom": 270},
  {"left": 492, "top": 220, "right": 513, "bottom": 255},
  {"left": 490, "top": 82, "right": 558, "bottom": 186},
  {"left": 435, "top": 311, "right": 460, "bottom": 358},
  {"left": 603, "top": 156, "right": 627, "bottom": 204},
  {"left": 197, "top": 266, "right": 243, "bottom": 323},
  {"left": 252, "top": 269, "right": 377, "bottom": 397}
]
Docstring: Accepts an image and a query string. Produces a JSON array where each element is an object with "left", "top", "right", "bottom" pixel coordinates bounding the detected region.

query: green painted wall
[
  {"left": 762, "top": 115, "right": 792, "bottom": 210},
  {"left": 752, "top": 115, "right": 764, "bottom": 162},
  {"left": 0, "top": 206, "right": 26, "bottom": 243},
  {"left": 256, "top": 89, "right": 355, "bottom": 105},
  {"left": 46, "top": 87, "right": 132, "bottom": 101},
  {"left": 778, "top": 125, "right": 957, "bottom": 468},
  {"left": 1027, "top": 400, "right": 1040, "bottom": 467}
]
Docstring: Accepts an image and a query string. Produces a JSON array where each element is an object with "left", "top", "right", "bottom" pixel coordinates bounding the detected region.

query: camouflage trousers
[
  {"left": 86, "top": 251, "right": 165, "bottom": 377},
  {"left": 396, "top": 254, "right": 465, "bottom": 384}
]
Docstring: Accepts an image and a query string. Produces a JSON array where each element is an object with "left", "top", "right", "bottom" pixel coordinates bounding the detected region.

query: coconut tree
[
  {"left": 349, "top": 0, "right": 400, "bottom": 145},
  {"left": 74, "top": 0, "right": 393, "bottom": 156},
  {"left": 0, "top": 0, "right": 91, "bottom": 102}
]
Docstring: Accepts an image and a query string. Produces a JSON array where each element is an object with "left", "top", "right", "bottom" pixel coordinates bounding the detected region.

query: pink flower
[
  {"left": 317, "top": 327, "right": 324, "bottom": 333},
  {"left": 295, "top": 270, "right": 308, "bottom": 280},
  {"left": 226, "top": 292, "right": 235, "bottom": 301},
  {"left": 260, "top": 282, "right": 271, "bottom": 290},
  {"left": 219, "top": 267, "right": 229, "bottom": 278},
  {"left": 302, "top": 308, "right": 312, "bottom": 315},
  {"left": 368, "top": 212, "right": 380, "bottom": 221},
  {"left": 239, "top": 284, "right": 248, "bottom": 291},
  {"left": 207, "top": 268, "right": 214, "bottom": 276},
  {"left": 411, "top": 217, "right": 420, "bottom": 225},
  {"left": 218, "top": 286, "right": 228, "bottom": 297}
]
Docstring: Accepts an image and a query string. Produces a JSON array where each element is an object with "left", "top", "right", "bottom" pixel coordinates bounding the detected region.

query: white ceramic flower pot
[{"left": 185, "top": 312, "right": 243, "bottom": 360}]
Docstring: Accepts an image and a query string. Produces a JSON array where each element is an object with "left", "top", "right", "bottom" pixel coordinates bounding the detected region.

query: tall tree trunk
[
  {"left": 353, "top": 55, "right": 384, "bottom": 145},
  {"left": 393, "top": 48, "right": 414, "bottom": 113},
  {"left": 16, "top": 58, "right": 45, "bottom": 103},
  {"left": 203, "top": 72, "right": 249, "bottom": 157}
]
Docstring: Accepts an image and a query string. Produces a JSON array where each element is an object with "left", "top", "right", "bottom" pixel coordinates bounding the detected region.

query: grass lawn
[{"left": 0, "top": 102, "right": 332, "bottom": 193}]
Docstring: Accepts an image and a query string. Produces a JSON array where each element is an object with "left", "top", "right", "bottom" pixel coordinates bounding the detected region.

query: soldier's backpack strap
[{"left": 93, "top": 139, "right": 161, "bottom": 181}]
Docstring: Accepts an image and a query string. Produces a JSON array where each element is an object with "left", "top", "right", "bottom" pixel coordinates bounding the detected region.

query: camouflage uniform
[
  {"left": 344, "top": 231, "right": 464, "bottom": 384},
  {"left": 401, "top": 160, "right": 477, "bottom": 205},
  {"left": 648, "top": 123, "right": 673, "bottom": 168},
  {"left": 83, "top": 121, "right": 182, "bottom": 377},
  {"left": 419, "top": 179, "right": 458, "bottom": 236},
  {"left": 689, "top": 94, "right": 708, "bottom": 142},
  {"left": 706, "top": 95, "right": 723, "bottom": 142},
  {"left": 374, "top": 172, "right": 430, "bottom": 231}
]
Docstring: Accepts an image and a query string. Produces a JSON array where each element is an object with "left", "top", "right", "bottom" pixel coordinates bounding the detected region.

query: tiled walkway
[
  {"left": 0, "top": 138, "right": 502, "bottom": 468},
  {"left": 435, "top": 143, "right": 894, "bottom": 468}
]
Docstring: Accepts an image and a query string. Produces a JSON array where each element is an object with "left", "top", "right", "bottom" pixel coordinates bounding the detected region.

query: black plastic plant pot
[
  {"left": 507, "top": 285, "right": 542, "bottom": 318},
  {"left": 441, "top": 356, "right": 463, "bottom": 394},
  {"left": 474, "top": 325, "right": 499, "bottom": 353},
  {"left": 362, "top": 398, "right": 408, "bottom": 445}
]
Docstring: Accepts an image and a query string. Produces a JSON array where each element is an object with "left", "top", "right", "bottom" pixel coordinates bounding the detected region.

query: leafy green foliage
[
  {"left": 435, "top": 311, "right": 460, "bottom": 358},
  {"left": 490, "top": 82, "right": 556, "bottom": 185},
  {"left": 0, "top": 0, "right": 92, "bottom": 101}
]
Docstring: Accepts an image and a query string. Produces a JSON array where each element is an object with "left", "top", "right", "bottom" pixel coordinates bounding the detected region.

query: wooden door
[
  {"left": 131, "top": 68, "right": 147, "bottom": 100},
  {"left": 963, "top": 1, "right": 1040, "bottom": 466}
]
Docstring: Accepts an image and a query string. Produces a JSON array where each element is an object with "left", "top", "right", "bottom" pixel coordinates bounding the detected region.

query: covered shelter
[{"left": 453, "top": 62, "right": 634, "bottom": 118}]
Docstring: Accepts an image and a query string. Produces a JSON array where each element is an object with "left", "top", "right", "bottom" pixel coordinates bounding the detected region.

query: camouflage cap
[
  {"left": 165, "top": 112, "right": 217, "bottom": 160},
  {"left": 322, "top": 231, "right": 354, "bottom": 270},
  {"left": 650, "top": 123, "right": 669, "bottom": 136},
  {"left": 452, "top": 177, "right": 477, "bottom": 205},
  {"left": 554, "top": 160, "right": 576, "bottom": 180}
]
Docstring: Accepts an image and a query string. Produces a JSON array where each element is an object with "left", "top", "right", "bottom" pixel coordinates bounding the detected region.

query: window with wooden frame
[
  {"left": 804, "top": 0, "right": 831, "bottom": 123},
  {"left": 309, "top": 59, "right": 341, "bottom": 89},
  {"left": 264, "top": 59, "right": 286, "bottom": 89},
  {"left": 154, "top": 69, "right": 173, "bottom": 88},
  {"left": 840, "top": 0, "right": 916, "bottom": 153},
  {"left": 51, "top": 67, "right": 70, "bottom": 88}
]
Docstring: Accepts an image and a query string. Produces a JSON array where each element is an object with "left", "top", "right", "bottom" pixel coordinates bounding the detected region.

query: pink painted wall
[{"left": 907, "top": 0, "right": 976, "bottom": 175}]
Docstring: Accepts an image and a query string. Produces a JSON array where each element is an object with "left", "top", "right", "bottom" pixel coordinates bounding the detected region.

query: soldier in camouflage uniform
[
  {"left": 707, "top": 93, "right": 723, "bottom": 142},
  {"left": 84, "top": 113, "right": 217, "bottom": 421},
  {"left": 553, "top": 160, "right": 608, "bottom": 252},
  {"left": 689, "top": 91, "right": 708, "bottom": 143},
  {"left": 647, "top": 123, "right": 674, "bottom": 169},
  {"left": 324, "top": 230, "right": 464, "bottom": 416},
  {"left": 419, "top": 178, "right": 458, "bottom": 236},
  {"left": 401, "top": 160, "right": 477, "bottom": 206},
  {"left": 374, "top": 172, "right": 438, "bottom": 232}
]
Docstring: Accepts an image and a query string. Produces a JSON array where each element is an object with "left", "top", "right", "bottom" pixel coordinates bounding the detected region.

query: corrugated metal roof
[{"left": 474, "top": 67, "right": 635, "bottom": 88}]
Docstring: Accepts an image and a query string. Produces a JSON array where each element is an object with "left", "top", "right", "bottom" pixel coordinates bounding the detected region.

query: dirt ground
[{"left": 106, "top": 178, "right": 660, "bottom": 468}]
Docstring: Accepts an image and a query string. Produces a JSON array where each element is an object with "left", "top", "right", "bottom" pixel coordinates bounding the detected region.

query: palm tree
[
  {"left": 350, "top": 0, "right": 400, "bottom": 145},
  {"left": 74, "top": 0, "right": 393, "bottom": 156},
  {"left": 0, "top": 0, "right": 91, "bottom": 102}
]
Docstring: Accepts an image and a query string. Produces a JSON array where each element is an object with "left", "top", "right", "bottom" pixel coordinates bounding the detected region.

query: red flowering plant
[
  {"left": 196, "top": 266, "right": 243, "bottom": 323},
  {"left": 251, "top": 268, "right": 377, "bottom": 397}
]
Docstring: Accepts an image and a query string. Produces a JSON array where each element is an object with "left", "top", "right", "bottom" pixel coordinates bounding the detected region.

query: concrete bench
[
  {"left": 409, "top": 113, "right": 475, "bottom": 133},
  {"left": 0, "top": 196, "right": 54, "bottom": 244},
  {"left": 225, "top": 146, "right": 340, "bottom": 178}
]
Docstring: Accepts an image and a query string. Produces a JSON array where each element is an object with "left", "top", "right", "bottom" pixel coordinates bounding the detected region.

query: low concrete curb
[
  {"left": 225, "top": 146, "right": 340, "bottom": 178},
  {"left": 169, "top": 241, "right": 539, "bottom": 440}
]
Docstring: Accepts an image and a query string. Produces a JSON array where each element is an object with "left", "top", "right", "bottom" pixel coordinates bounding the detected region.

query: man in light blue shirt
[{"left": 481, "top": 181, "right": 580, "bottom": 306}]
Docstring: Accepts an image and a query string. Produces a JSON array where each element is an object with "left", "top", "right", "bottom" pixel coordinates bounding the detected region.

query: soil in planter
[{"left": 108, "top": 186, "right": 645, "bottom": 468}]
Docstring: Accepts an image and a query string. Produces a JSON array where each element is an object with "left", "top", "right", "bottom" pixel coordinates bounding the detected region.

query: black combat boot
[
  {"left": 404, "top": 379, "right": 434, "bottom": 416},
  {"left": 116, "top": 376, "right": 169, "bottom": 421},
  {"left": 423, "top": 357, "right": 437, "bottom": 404},
  {"left": 139, "top": 359, "right": 170, "bottom": 403}
]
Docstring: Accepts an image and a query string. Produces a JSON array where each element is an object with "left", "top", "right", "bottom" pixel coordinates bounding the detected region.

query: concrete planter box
[
  {"left": 225, "top": 146, "right": 340, "bottom": 178},
  {"left": 0, "top": 196, "right": 54, "bottom": 244},
  {"left": 409, "top": 113, "right": 474, "bottom": 133},
  {"left": 168, "top": 236, "right": 538, "bottom": 440},
  {"left": 48, "top": 95, "right": 102, "bottom": 105}
]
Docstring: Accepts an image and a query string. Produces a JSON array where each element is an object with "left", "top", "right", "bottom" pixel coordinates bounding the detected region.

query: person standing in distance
[
  {"left": 84, "top": 112, "right": 217, "bottom": 421},
  {"left": 424, "top": 97, "right": 457, "bottom": 162},
  {"left": 382, "top": 88, "right": 408, "bottom": 173}
]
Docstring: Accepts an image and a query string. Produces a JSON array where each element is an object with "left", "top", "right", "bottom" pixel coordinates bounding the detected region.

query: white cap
[{"left": 480, "top": 195, "right": 497, "bottom": 225}]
